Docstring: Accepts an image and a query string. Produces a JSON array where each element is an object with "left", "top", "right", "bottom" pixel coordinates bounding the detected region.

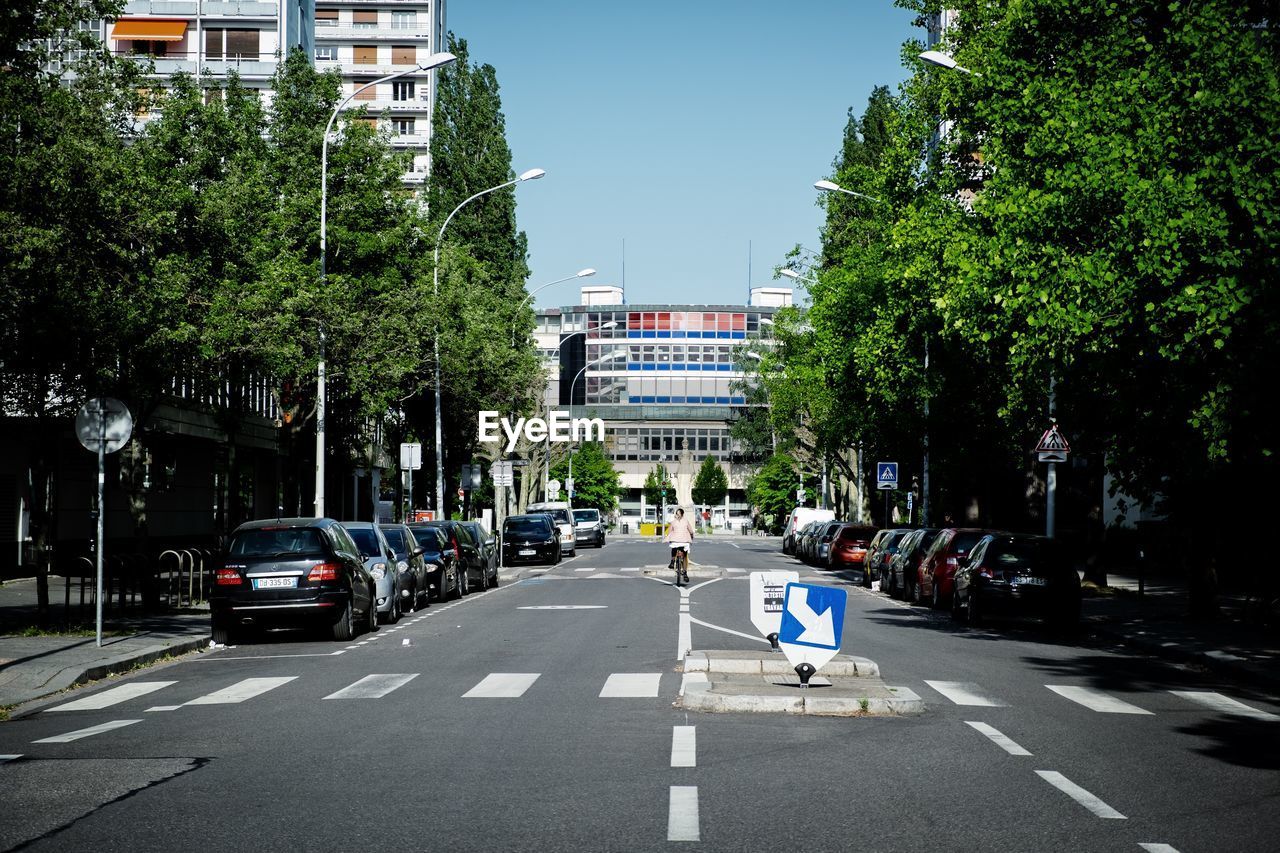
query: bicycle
[{"left": 671, "top": 546, "right": 689, "bottom": 586}]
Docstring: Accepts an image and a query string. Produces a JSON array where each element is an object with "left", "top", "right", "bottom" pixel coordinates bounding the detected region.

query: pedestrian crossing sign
[{"left": 877, "top": 461, "right": 898, "bottom": 490}]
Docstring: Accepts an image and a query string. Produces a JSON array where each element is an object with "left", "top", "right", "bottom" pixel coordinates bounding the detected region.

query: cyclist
[{"left": 664, "top": 507, "right": 695, "bottom": 582}]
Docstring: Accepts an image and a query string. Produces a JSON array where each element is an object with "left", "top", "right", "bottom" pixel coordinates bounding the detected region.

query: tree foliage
[
  {"left": 691, "top": 456, "right": 728, "bottom": 508},
  {"left": 550, "top": 442, "right": 621, "bottom": 515},
  {"left": 642, "top": 464, "right": 674, "bottom": 509}
]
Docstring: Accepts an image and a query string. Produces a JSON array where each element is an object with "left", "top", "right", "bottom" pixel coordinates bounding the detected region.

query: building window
[
  {"left": 392, "top": 10, "right": 416, "bottom": 29},
  {"left": 314, "top": 45, "right": 335, "bottom": 61},
  {"left": 393, "top": 117, "right": 415, "bottom": 136},
  {"left": 392, "top": 80, "right": 415, "bottom": 101},
  {"left": 316, "top": 9, "right": 338, "bottom": 27},
  {"left": 354, "top": 80, "right": 377, "bottom": 101},
  {"left": 354, "top": 45, "right": 377, "bottom": 65},
  {"left": 392, "top": 45, "right": 415, "bottom": 65},
  {"left": 225, "top": 29, "right": 259, "bottom": 60},
  {"left": 353, "top": 10, "right": 378, "bottom": 28}
]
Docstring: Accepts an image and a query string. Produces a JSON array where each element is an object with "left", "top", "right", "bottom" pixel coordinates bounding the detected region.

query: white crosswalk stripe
[
  {"left": 1047, "top": 685, "right": 1153, "bottom": 714},
  {"left": 965, "top": 721, "right": 1031, "bottom": 755},
  {"left": 34, "top": 719, "right": 142, "bottom": 744},
  {"left": 45, "top": 681, "right": 176, "bottom": 712},
  {"left": 1169, "top": 691, "right": 1279, "bottom": 721},
  {"left": 185, "top": 677, "right": 298, "bottom": 706},
  {"left": 1036, "top": 770, "right": 1126, "bottom": 819},
  {"left": 600, "top": 673, "right": 662, "bottom": 698},
  {"left": 0, "top": 754, "right": 23, "bottom": 764},
  {"left": 324, "top": 674, "right": 418, "bottom": 700},
  {"left": 671, "top": 726, "right": 696, "bottom": 767},
  {"left": 925, "top": 680, "right": 1006, "bottom": 706},
  {"left": 463, "top": 673, "right": 541, "bottom": 698}
]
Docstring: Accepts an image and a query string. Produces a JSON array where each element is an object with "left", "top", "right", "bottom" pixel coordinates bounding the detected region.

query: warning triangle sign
[{"left": 1035, "top": 425, "right": 1070, "bottom": 454}]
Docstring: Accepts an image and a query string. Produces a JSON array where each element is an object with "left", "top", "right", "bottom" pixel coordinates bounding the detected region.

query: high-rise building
[
  {"left": 534, "top": 287, "right": 790, "bottom": 526},
  {"left": 314, "top": 0, "right": 447, "bottom": 184}
]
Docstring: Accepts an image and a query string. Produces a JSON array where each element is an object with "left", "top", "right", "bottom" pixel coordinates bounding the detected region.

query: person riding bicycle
[{"left": 664, "top": 507, "right": 695, "bottom": 575}]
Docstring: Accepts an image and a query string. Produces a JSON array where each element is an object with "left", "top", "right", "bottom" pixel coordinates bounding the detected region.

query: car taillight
[
  {"left": 946, "top": 557, "right": 958, "bottom": 570},
  {"left": 215, "top": 568, "right": 242, "bottom": 586},
  {"left": 308, "top": 563, "right": 339, "bottom": 582}
]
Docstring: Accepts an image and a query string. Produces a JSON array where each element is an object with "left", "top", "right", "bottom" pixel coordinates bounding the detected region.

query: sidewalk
[{"left": 0, "top": 576, "right": 212, "bottom": 712}]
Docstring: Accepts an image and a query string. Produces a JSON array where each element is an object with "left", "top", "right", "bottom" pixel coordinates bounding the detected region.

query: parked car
[
  {"left": 502, "top": 514, "right": 561, "bottom": 565},
  {"left": 572, "top": 507, "right": 607, "bottom": 547},
  {"left": 796, "top": 520, "right": 826, "bottom": 563},
  {"left": 865, "top": 528, "right": 914, "bottom": 589},
  {"left": 951, "top": 533, "right": 1081, "bottom": 628},
  {"left": 406, "top": 523, "right": 462, "bottom": 601},
  {"left": 783, "top": 507, "right": 835, "bottom": 555},
  {"left": 888, "top": 528, "right": 942, "bottom": 602},
  {"left": 527, "top": 501, "right": 576, "bottom": 557},
  {"left": 812, "top": 520, "right": 847, "bottom": 566},
  {"left": 459, "top": 521, "right": 500, "bottom": 590},
  {"left": 341, "top": 521, "right": 403, "bottom": 623},
  {"left": 378, "top": 523, "right": 429, "bottom": 613},
  {"left": 918, "top": 528, "right": 991, "bottom": 610},
  {"left": 828, "top": 525, "right": 879, "bottom": 579},
  {"left": 412, "top": 521, "right": 479, "bottom": 598},
  {"left": 211, "top": 517, "right": 376, "bottom": 644}
]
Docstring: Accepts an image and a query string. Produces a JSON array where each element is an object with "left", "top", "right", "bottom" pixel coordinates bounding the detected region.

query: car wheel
[
  {"left": 332, "top": 598, "right": 355, "bottom": 641},
  {"left": 931, "top": 582, "right": 942, "bottom": 610},
  {"left": 211, "top": 619, "right": 236, "bottom": 646},
  {"left": 489, "top": 567, "right": 499, "bottom": 588},
  {"left": 967, "top": 589, "right": 982, "bottom": 625},
  {"left": 479, "top": 565, "right": 490, "bottom": 591},
  {"left": 454, "top": 568, "right": 468, "bottom": 599}
]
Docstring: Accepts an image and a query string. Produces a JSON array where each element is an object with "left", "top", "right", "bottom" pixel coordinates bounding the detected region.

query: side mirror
[
  {"left": 359, "top": 552, "right": 370, "bottom": 561},
  {"left": 411, "top": 546, "right": 425, "bottom": 558}
]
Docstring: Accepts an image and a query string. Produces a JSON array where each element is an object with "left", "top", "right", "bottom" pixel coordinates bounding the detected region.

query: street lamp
[
  {"left": 537, "top": 322, "right": 616, "bottom": 497},
  {"left": 433, "top": 167, "right": 546, "bottom": 517},
  {"left": 566, "top": 350, "right": 627, "bottom": 506},
  {"left": 316, "top": 51, "right": 457, "bottom": 517},
  {"left": 779, "top": 268, "right": 816, "bottom": 285},
  {"left": 918, "top": 49, "right": 979, "bottom": 76},
  {"left": 511, "top": 268, "right": 596, "bottom": 345},
  {"left": 814, "top": 179, "right": 884, "bottom": 204}
]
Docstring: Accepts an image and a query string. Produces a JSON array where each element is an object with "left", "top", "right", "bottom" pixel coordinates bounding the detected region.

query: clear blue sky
[{"left": 445, "top": 1, "right": 918, "bottom": 308}]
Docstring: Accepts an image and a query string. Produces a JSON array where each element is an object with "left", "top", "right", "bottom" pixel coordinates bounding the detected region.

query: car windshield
[
  {"left": 380, "top": 527, "right": 408, "bottom": 558},
  {"left": 990, "top": 539, "right": 1064, "bottom": 573},
  {"left": 229, "top": 527, "right": 324, "bottom": 557},
  {"left": 544, "top": 509, "right": 571, "bottom": 524},
  {"left": 506, "top": 518, "right": 549, "bottom": 536},
  {"left": 952, "top": 531, "right": 986, "bottom": 555},
  {"left": 408, "top": 528, "right": 444, "bottom": 553},
  {"left": 346, "top": 527, "right": 380, "bottom": 556},
  {"left": 574, "top": 510, "right": 598, "bottom": 522}
]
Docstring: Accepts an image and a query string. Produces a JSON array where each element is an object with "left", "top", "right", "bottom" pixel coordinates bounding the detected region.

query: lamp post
[
  {"left": 542, "top": 323, "right": 616, "bottom": 498},
  {"left": 918, "top": 49, "right": 979, "bottom": 76},
  {"left": 316, "top": 51, "right": 457, "bottom": 517},
  {"left": 511, "top": 268, "right": 596, "bottom": 345},
  {"left": 433, "top": 167, "right": 546, "bottom": 518},
  {"left": 814, "top": 179, "right": 884, "bottom": 204},
  {"left": 566, "top": 350, "right": 626, "bottom": 507}
]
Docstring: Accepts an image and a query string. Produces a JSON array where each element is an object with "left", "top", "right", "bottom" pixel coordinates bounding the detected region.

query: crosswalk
[{"left": 921, "top": 681, "right": 1277, "bottom": 720}]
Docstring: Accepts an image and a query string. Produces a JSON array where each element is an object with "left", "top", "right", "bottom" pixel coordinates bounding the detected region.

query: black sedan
[
  {"left": 502, "top": 514, "right": 560, "bottom": 565},
  {"left": 460, "top": 520, "right": 500, "bottom": 589},
  {"left": 210, "top": 517, "right": 376, "bottom": 644},
  {"left": 951, "top": 533, "right": 1081, "bottom": 629},
  {"left": 406, "top": 523, "right": 463, "bottom": 601}
]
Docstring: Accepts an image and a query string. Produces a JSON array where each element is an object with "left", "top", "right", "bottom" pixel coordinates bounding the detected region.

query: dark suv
[{"left": 210, "top": 518, "right": 376, "bottom": 644}]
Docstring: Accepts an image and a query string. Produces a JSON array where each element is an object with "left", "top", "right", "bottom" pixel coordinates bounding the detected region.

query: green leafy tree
[
  {"left": 550, "top": 442, "right": 621, "bottom": 514},
  {"left": 746, "top": 454, "right": 802, "bottom": 535},
  {"left": 643, "top": 464, "right": 673, "bottom": 509},
  {"left": 691, "top": 456, "right": 728, "bottom": 508}
]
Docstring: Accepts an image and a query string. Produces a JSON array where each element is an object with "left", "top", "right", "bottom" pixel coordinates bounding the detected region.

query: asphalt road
[{"left": 2, "top": 537, "right": 1277, "bottom": 852}]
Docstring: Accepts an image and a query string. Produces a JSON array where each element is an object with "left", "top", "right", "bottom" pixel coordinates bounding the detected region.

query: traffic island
[{"left": 674, "top": 649, "right": 924, "bottom": 717}]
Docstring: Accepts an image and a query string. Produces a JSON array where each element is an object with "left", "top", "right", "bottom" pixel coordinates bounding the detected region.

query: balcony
[
  {"left": 123, "top": 0, "right": 277, "bottom": 16},
  {"left": 137, "top": 54, "right": 277, "bottom": 79},
  {"left": 315, "top": 26, "right": 432, "bottom": 42},
  {"left": 342, "top": 97, "right": 432, "bottom": 114}
]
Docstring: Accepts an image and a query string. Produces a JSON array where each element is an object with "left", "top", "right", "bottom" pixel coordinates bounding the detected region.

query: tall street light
[
  {"left": 814, "top": 179, "right": 884, "bottom": 204},
  {"left": 566, "top": 349, "right": 627, "bottom": 506},
  {"left": 918, "top": 50, "right": 979, "bottom": 76},
  {"left": 433, "top": 167, "right": 546, "bottom": 517},
  {"left": 542, "top": 323, "right": 616, "bottom": 496},
  {"left": 316, "top": 51, "right": 457, "bottom": 517},
  {"left": 511, "top": 268, "right": 596, "bottom": 346}
]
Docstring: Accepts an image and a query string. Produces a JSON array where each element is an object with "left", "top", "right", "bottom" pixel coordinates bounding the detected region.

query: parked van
[
  {"left": 526, "top": 501, "right": 576, "bottom": 557},
  {"left": 782, "top": 507, "right": 835, "bottom": 555}
]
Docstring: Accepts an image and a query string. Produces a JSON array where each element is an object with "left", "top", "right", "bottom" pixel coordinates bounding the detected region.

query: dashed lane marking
[
  {"left": 671, "top": 726, "right": 696, "bottom": 768},
  {"left": 668, "top": 786, "right": 700, "bottom": 841},
  {"left": 34, "top": 719, "right": 142, "bottom": 744},
  {"left": 966, "top": 721, "right": 1031, "bottom": 756},
  {"left": 1036, "top": 770, "right": 1126, "bottom": 819}
]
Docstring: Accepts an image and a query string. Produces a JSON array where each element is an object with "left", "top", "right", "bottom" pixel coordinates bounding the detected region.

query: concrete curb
[
  {"left": 676, "top": 684, "right": 924, "bottom": 716},
  {"left": 684, "top": 650, "right": 881, "bottom": 678}
]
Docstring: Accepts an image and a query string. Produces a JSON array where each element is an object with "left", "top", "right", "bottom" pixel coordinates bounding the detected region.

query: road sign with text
[{"left": 749, "top": 571, "right": 799, "bottom": 639}]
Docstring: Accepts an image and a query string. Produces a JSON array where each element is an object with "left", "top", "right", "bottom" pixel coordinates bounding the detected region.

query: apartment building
[{"left": 314, "top": 0, "right": 447, "bottom": 183}]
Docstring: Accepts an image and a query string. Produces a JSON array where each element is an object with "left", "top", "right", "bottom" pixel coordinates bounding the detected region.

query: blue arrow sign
[
  {"left": 778, "top": 583, "right": 846, "bottom": 651},
  {"left": 877, "top": 461, "right": 898, "bottom": 488}
]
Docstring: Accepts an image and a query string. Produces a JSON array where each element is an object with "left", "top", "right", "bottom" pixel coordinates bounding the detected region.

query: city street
[{"left": 2, "top": 537, "right": 1276, "bottom": 851}]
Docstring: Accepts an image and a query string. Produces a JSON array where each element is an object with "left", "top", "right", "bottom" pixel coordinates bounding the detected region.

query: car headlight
[
  {"left": 371, "top": 564, "right": 386, "bottom": 579},
  {"left": 397, "top": 560, "right": 409, "bottom": 573}
]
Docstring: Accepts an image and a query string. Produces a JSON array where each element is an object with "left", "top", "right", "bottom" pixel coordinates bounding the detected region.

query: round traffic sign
[{"left": 75, "top": 398, "right": 133, "bottom": 454}]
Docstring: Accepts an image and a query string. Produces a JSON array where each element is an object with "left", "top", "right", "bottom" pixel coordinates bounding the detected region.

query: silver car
[{"left": 340, "top": 521, "right": 402, "bottom": 624}]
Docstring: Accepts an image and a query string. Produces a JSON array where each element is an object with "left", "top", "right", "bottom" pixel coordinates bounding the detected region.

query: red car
[
  {"left": 918, "top": 528, "right": 992, "bottom": 610},
  {"left": 828, "top": 525, "right": 879, "bottom": 575}
]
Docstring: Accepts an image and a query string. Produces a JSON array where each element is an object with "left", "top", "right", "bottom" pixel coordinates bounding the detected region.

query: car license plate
[
  {"left": 519, "top": 549, "right": 536, "bottom": 556},
  {"left": 1014, "top": 576, "right": 1046, "bottom": 586},
  {"left": 252, "top": 577, "right": 297, "bottom": 589}
]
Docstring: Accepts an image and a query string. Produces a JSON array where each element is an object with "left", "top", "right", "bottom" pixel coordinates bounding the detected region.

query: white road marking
[
  {"left": 196, "top": 651, "right": 345, "bottom": 661},
  {"left": 727, "top": 567, "right": 746, "bottom": 573},
  {"left": 1169, "top": 690, "right": 1279, "bottom": 721},
  {"left": 34, "top": 719, "right": 142, "bottom": 744},
  {"left": 620, "top": 567, "right": 640, "bottom": 572},
  {"left": 517, "top": 605, "right": 608, "bottom": 610},
  {"left": 323, "top": 674, "right": 419, "bottom": 700},
  {"left": 1138, "top": 845, "right": 1181, "bottom": 853},
  {"left": 926, "top": 681, "right": 1006, "bottom": 707},
  {"left": 600, "top": 673, "right": 662, "bottom": 698},
  {"left": 185, "top": 677, "right": 298, "bottom": 705},
  {"left": 728, "top": 543, "right": 740, "bottom": 549},
  {"left": 574, "top": 567, "right": 594, "bottom": 572},
  {"left": 668, "top": 786, "right": 700, "bottom": 841},
  {"left": 0, "top": 755, "right": 22, "bottom": 763},
  {"left": 966, "top": 721, "right": 1031, "bottom": 755},
  {"left": 463, "top": 673, "right": 541, "bottom": 698},
  {"left": 678, "top": 612, "right": 692, "bottom": 660},
  {"left": 689, "top": 616, "right": 771, "bottom": 644},
  {"left": 1036, "top": 770, "right": 1126, "bottom": 819},
  {"left": 45, "top": 681, "right": 176, "bottom": 712},
  {"left": 1047, "top": 685, "right": 1153, "bottom": 715},
  {"left": 529, "top": 568, "right": 551, "bottom": 573},
  {"left": 145, "top": 705, "right": 183, "bottom": 712},
  {"left": 671, "top": 726, "right": 696, "bottom": 767}
]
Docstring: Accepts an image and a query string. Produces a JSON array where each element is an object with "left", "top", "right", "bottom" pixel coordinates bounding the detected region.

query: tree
[
  {"left": 550, "top": 442, "right": 621, "bottom": 515},
  {"left": 643, "top": 464, "right": 674, "bottom": 509},
  {"left": 746, "top": 454, "right": 802, "bottom": 535},
  {"left": 691, "top": 456, "right": 728, "bottom": 509}
]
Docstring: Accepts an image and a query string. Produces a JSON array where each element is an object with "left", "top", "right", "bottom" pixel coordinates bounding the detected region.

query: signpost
[
  {"left": 400, "top": 443, "right": 421, "bottom": 523},
  {"left": 75, "top": 398, "right": 133, "bottom": 648},
  {"left": 1034, "top": 424, "right": 1071, "bottom": 537},
  {"left": 777, "top": 582, "right": 847, "bottom": 685},
  {"left": 749, "top": 571, "right": 799, "bottom": 651},
  {"left": 876, "top": 461, "right": 898, "bottom": 526}
]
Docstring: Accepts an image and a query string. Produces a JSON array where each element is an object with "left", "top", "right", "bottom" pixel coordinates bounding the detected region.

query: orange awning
[{"left": 110, "top": 20, "right": 187, "bottom": 41}]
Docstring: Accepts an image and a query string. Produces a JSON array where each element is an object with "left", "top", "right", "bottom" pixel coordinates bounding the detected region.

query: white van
[
  {"left": 782, "top": 507, "right": 835, "bottom": 555},
  {"left": 526, "top": 501, "right": 576, "bottom": 556}
]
